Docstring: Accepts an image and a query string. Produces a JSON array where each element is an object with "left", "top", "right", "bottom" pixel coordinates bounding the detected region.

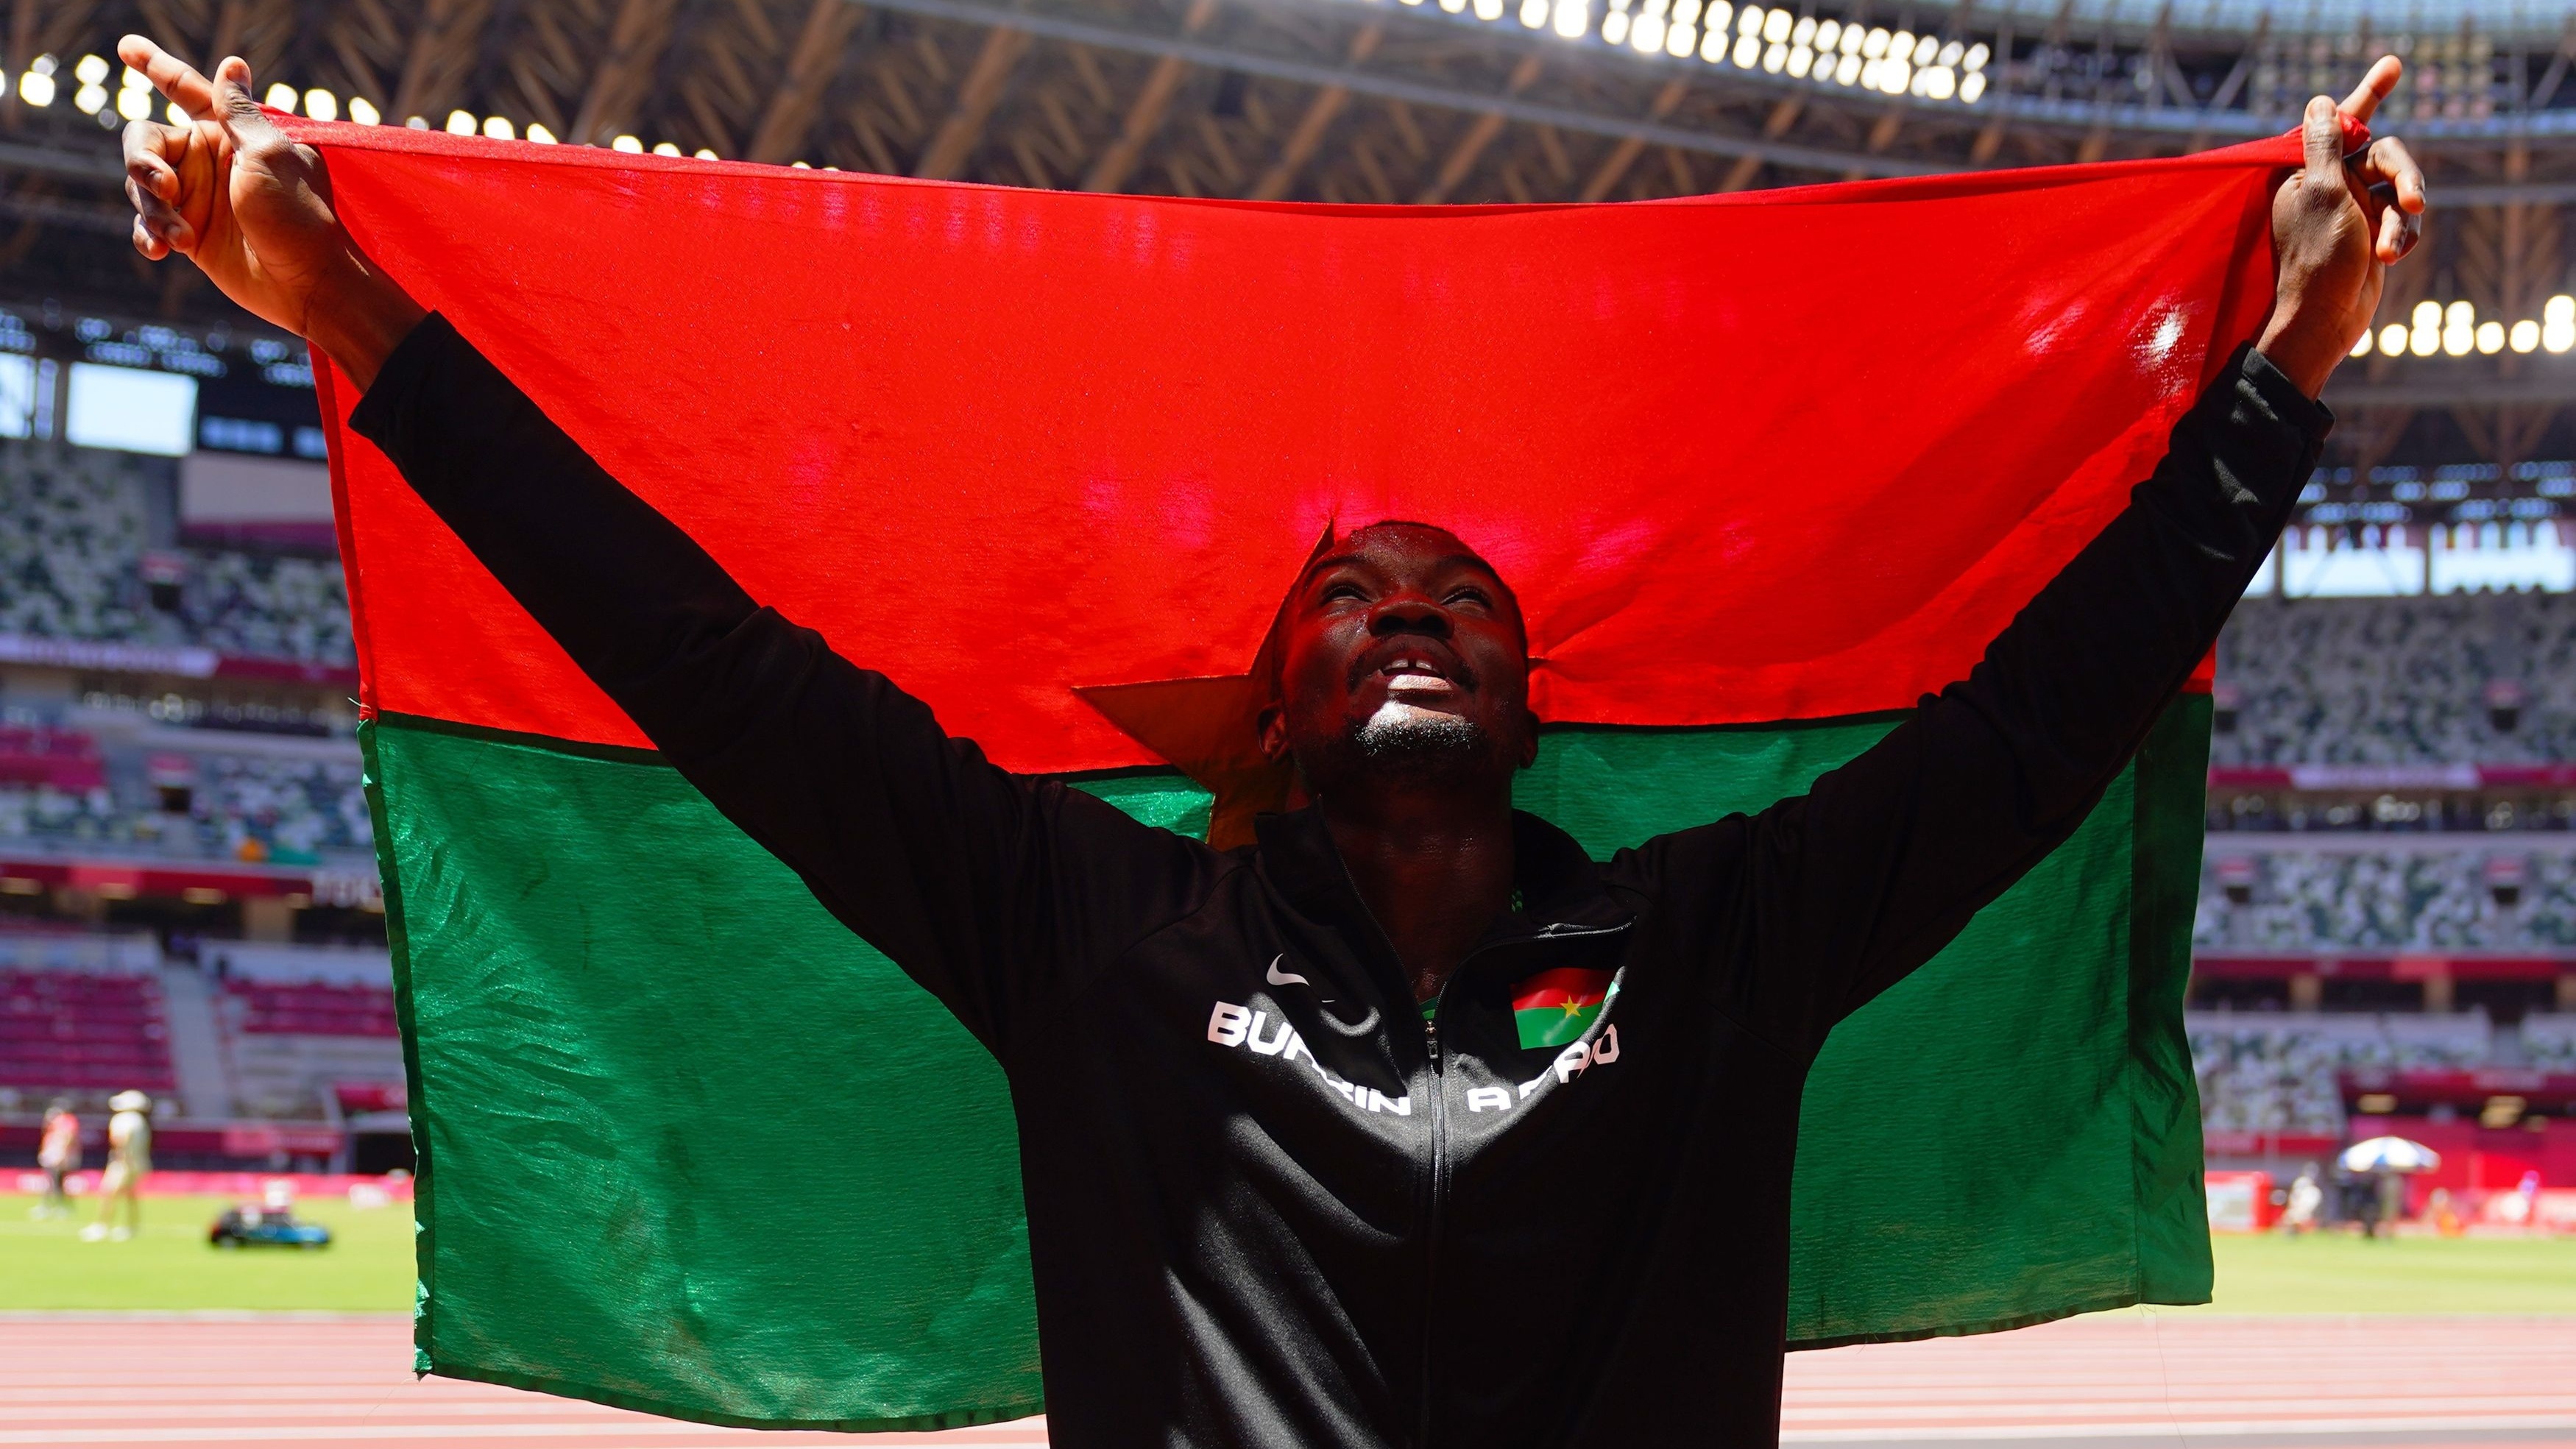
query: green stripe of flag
[{"left": 367, "top": 695, "right": 2209, "bottom": 1426}]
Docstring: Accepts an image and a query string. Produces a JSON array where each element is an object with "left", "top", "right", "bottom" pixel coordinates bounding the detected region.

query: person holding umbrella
[{"left": 2341, "top": 1135, "right": 2440, "bottom": 1239}]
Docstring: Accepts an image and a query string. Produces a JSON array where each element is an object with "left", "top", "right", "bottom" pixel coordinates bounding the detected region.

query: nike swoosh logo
[{"left": 1265, "top": 955, "right": 1309, "bottom": 988}]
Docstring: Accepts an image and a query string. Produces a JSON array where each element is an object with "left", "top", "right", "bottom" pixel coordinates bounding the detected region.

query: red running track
[{"left": 0, "top": 1312, "right": 2569, "bottom": 1447}]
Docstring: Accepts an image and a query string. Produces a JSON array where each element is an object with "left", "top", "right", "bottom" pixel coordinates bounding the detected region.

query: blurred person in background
[
  {"left": 32, "top": 1098, "right": 79, "bottom": 1219},
  {"left": 2279, "top": 1164, "right": 2323, "bottom": 1236},
  {"left": 79, "top": 1090, "right": 152, "bottom": 1242}
]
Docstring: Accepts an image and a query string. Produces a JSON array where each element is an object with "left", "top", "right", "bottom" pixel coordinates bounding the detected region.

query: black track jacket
[{"left": 351, "top": 316, "right": 2328, "bottom": 1448}]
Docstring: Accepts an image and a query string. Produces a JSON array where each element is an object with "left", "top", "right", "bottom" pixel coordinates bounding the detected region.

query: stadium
[{"left": 2, "top": 0, "right": 2575, "bottom": 1444}]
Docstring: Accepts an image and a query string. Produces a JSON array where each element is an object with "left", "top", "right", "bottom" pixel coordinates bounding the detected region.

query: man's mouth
[{"left": 1378, "top": 654, "right": 1459, "bottom": 698}]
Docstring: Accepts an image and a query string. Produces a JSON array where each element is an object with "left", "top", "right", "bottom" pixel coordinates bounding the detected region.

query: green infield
[
  {"left": 2198, "top": 1231, "right": 2576, "bottom": 1316},
  {"left": 4, "top": 1190, "right": 2570, "bottom": 1318},
  {"left": 0, "top": 1194, "right": 414, "bottom": 1313}
]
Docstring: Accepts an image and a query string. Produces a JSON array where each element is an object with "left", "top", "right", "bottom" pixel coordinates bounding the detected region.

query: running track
[{"left": 1, "top": 1313, "right": 2569, "bottom": 1447}]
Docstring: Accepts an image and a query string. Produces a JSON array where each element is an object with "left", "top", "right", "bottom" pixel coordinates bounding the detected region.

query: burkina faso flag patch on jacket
[
  {"left": 1512, "top": 968, "right": 1615, "bottom": 1050},
  {"left": 299, "top": 113, "right": 2300, "bottom": 1433}
]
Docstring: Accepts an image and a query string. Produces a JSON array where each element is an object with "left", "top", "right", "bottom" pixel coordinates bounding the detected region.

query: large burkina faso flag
[{"left": 300, "top": 114, "right": 2303, "bottom": 1431}]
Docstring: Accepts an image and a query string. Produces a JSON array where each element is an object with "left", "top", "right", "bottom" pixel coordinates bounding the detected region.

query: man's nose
[{"left": 1368, "top": 596, "right": 1451, "bottom": 639}]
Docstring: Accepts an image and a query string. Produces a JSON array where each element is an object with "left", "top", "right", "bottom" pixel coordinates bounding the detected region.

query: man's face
[{"left": 1261, "top": 522, "right": 1536, "bottom": 793}]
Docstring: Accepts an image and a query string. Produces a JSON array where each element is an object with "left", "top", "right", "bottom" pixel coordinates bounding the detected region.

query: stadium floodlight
[
  {"left": 1814, "top": 18, "right": 1840, "bottom": 51},
  {"left": 1762, "top": 40, "right": 1785, "bottom": 71},
  {"left": 1520, "top": 0, "right": 1549, "bottom": 26},
  {"left": 527, "top": 122, "right": 558, "bottom": 144},
  {"left": 2510, "top": 319, "right": 2541, "bottom": 353},
  {"left": 304, "top": 89, "right": 338, "bottom": 123},
  {"left": 445, "top": 110, "right": 475, "bottom": 135},
  {"left": 1763, "top": 7, "right": 1790, "bottom": 41},
  {"left": 74, "top": 54, "right": 109, "bottom": 91},
  {"left": 1439, "top": 0, "right": 1466, "bottom": 15},
  {"left": 1922, "top": 64, "right": 1956, "bottom": 99},
  {"left": 1551, "top": 0, "right": 1588, "bottom": 40},
  {"left": 2377, "top": 322, "right": 2407, "bottom": 355},
  {"left": 482, "top": 115, "right": 514, "bottom": 141},
  {"left": 1666, "top": 10, "right": 1697, "bottom": 57},
  {"left": 693, "top": 147, "right": 718, "bottom": 160},
  {"left": 264, "top": 82, "right": 297, "bottom": 113},
  {"left": 74, "top": 82, "right": 105, "bottom": 114},
  {"left": 1964, "top": 42, "right": 1989, "bottom": 70},
  {"left": 1790, "top": 14, "right": 1814, "bottom": 44},
  {"left": 1602, "top": 0, "right": 1630, "bottom": 46},
  {"left": 613, "top": 134, "right": 645, "bottom": 152},
  {"left": 2476, "top": 321, "right": 2504, "bottom": 355},
  {"left": 1699, "top": 24, "right": 1727, "bottom": 60},
  {"left": 653, "top": 141, "right": 682, "bottom": 155},
  {"left": 1787, "top": 43, "right": 1813, "bottom": 77},
  {"left": 1938, "top": 40, "right": 1962, "bottom": 67},
  {"left": 1476, "top": 0, "right": 1504, "bottom": 19},
  {"left": 1733, "top": 31, "right": 1760, "bottom": 66},
  {"left": 2546, "top": 295, "right": 2576, "bottom": 354},
  {"left": 348, "top": 97, "right": 381, "bottom": 125},
  {"left": 2441, "top": 300, "right": 2474, "bottom": 357},
  {"left": 1862, "top": 26, "right": 1888, "bottom": 56},
  {"left": 18, "top": 64, "right": 54, "bottom": 108},
  {"left": 1960, "top": 69, "right": 1986, "bottom": 101},
  {"left": 116, "top": 83, "right": 150, "bottom": 121},
  {"left": 2348, "top": 330, "right": 2372, "bottom": 358}
]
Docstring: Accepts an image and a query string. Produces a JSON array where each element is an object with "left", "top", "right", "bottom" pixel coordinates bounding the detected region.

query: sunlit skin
[
  {"left": 1259, "top": 524, "right": 1540, "bottom": 1001},
  {"left": 115, "top": 33, "right": 2431, "bottom": 1004}
]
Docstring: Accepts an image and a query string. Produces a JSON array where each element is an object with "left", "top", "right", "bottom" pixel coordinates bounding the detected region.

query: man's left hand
[{"left": 2256, "top": 55, "right": 2427, "bottom": 398}]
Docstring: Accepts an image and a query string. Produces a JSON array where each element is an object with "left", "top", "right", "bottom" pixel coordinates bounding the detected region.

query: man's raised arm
[
  {"left": 118, "top": 38, "right": 1215, "bottom": 1051},
  {"left": 1696, "top": 70, "right": 2426, "bottom": 1052}
]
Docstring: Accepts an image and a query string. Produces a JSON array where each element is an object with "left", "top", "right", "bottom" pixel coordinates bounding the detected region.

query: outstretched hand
[
  {"left": 118, "top": 36, "right": 420, "bottom": 388},
  {"left": 2256, "top": 56, "right": 2427, "bottom": 398}
]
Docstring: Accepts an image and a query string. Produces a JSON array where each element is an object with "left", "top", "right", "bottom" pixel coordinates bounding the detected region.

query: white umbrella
[{"left": 2340, "top": 1136, "right": 2441, "bottom": 1174}]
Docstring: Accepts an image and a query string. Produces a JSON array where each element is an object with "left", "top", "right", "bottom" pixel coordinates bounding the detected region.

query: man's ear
[{"left": 1257, "top": 703, "right": 1289, "bottom": 764}]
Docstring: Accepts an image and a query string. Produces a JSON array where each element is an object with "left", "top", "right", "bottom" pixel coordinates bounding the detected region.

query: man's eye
[
  {"left": 1446, "top": 588, "right": 1490, "bottom": 609},
  {"left": 1321, "top": 583, "right": 1366, "bottom": 603}
]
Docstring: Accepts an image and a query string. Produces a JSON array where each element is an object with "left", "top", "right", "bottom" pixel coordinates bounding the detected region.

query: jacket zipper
[{"left": 1419, "top": 980, "right": 1447, "bottom": 1449}]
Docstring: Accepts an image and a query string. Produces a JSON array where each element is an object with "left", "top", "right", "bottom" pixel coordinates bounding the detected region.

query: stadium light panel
[
  {"left": 1959, "top": 69, "right": 1985, "bottom": 101},
  {"left": 117, "top": 82, "right": 150, "bottom": 121},
  {"left": 304, "top": 89, "right": 338, "bottom": 123},
  {"left": 653, "top": 141, "right": 682, "bottom": 155},
  {"left": 2347, "top": 330, "right": 2372, "bottom": 358},
  {"left": 1841, "top": 24, "right": 1864, "bottom": 54},
  {"left": 1602, "top": 0, "right": 1630, "bottom": 45},
  {"left": 445, "top": 110, "right": 475, "bottom": 135},
  {"left": 1700, "top": 25, "right": 1727, "bottom": 60},
  {"left": 2378, "top": 322, "right": 2407, "bottom": 355},
  {"left": 2510, "top": 319, "right": 2541, "bottom": 353},
  {"left": 1863, "top": 27, "right": 1888, "bottom": 57},
  {"left": 2477, "top": 321, "right": 2504, "bottom": 354},
  {"left": 18, "top": 69, "right": 54, "bottom": 108},
  {"left": 1964, "top": 43, "right": 1989, "bottom": 70},
  {"left": 527, "top": 122, "right": 558, "bottom": 144},
  {"left": 1476, "top": 0, "right": 1505, "bottom": 19},
  {"left": 74, "top": 83, "right": 105, "bottom": 114},
  {"left": 1521, "top": 0, "right": 1549, "bottom": 26},
  {"left": 1765, "top": 40, "right": 1788, "bottom": 70},
  {"left": 482, "top": 115, "right": 515, "bottom": 141},
  {"left": 1551, "top": 0, "right": 1588, "bottom": 40},
  {"left": 613, "top": 134, "right": 645, "bottom": 152},
  {"left": 349, "top": 96, "right": 381, "bottom": 125},
  {"left": 264, "top": 82, "right": 297, "bottom": 113},
  {"left": 1734, "top": 32, "right": 1760, "bottom": 65},
  {"left": 1763, "top": 7, "right": 1791, "bottom": 40},
  {"left": 1922, "top": 64, "right": 1956, "bottom": 99},
  {"left": 1439, "top": 0, "right": 1466, "bottom": 15},
  {"left": 66, "top": 362, "right": 196, "bottom": 456},
  {"left": 1790, "top": 14, "right": 1814, "bottom": 43},
  {"left": 1788, "top": 43, "right": 1814, "bottom": 76},
  {"left": 1666, "top": 19, "right": 1696, "bottom": 56},
  {"left": 74, "top": 54, "right": 108, "bottom": 85},
  {"left": 693, "top": 147, "right": 718, "bottom": 160},
  {"left": 1815, "top": 18, "right": 1840, "bottom": 50},
  {"left": 1939, "top": 40, "right": 1963, "bottom": 66}
]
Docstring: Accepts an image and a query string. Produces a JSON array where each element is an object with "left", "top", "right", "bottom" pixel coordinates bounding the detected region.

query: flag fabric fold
[{"left": 303, "top": 116, "right": 2296, "bottom": 1430}]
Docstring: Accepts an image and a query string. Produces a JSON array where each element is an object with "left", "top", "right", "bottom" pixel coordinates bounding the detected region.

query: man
[
  {"left": 79, "top": 1089, "right": 151, "bottom": 1243},
  {"left": 34, "top": 1098, "right": 78, "bottom": 1219},
  {"left": 120, "top": 35, "right": 2423, "bottom": 1448}
]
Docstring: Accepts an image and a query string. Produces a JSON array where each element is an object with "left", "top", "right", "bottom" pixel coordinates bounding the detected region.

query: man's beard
[{"left": 1352, "top": 701, "right": 1490, "bottom": 768}]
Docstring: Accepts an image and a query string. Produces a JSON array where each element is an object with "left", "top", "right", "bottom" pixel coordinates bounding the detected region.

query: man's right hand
[{"left": 118, "top": 36, "right": 421, "bottom": 389}]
